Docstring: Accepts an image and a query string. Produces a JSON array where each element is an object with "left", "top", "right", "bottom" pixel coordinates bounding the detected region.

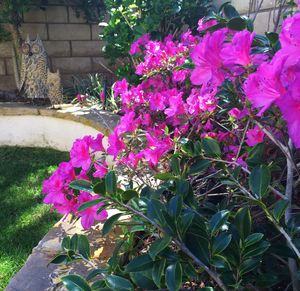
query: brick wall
[{"left": 0, "top": 3, "right": 108, "bottom": 91}]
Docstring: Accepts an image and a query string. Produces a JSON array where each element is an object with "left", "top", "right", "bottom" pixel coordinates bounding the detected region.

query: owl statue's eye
[
  {"left": 21, "top": 43, "right": 30, "bottom": 54},
  {"left": 31, "top": 44, "right": 41, "bottom": 54}
]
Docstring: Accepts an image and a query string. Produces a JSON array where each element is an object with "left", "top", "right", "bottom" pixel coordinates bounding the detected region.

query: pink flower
[
  {"left": 280, "top": 13, "right": 300, "bottom": 49},
  {"left": 107, "top": 131, "right": 126, "bottom": 159},
  {"left": 77, "top": 192, "right": 108, "bottom": 229},
  {"left": 190, "top": 30, "right": 225, "bottom": 86},
  {"left": 113, "top": 79, "right": 128, "bottom": 96},
  {"left": 222, "top": 31, "right": 255, "bottom": 67},
  {"left": 245, "top": 126, "right": 265, "bottom": 146},
  {"left": 172, "top": 70, "right": 190, "bottom": 83},
  {"left": 129, "top": 34, "right": 150, "bottom": 55},
  {"left": 90, "top": 133, "right": 105, "bottom": 152},
  {"left": 93, "top": 161, "right": 108, "bottom": 178},
  {"left": 244, "top": 58, "right": 286, "bottom": 114},
  {"left": 197, "top": 18, "right": 218, "bottom": 32},
  {"left": 70, "top": 138, "right": 92, "bottom": 170},
  {"left": 228, "top": 107, "right": 248, "bottom": 119},
  {"left": 149, "top": 92, "right": 166, "bottom": 111},
  {"left": 76, "top": 94, "right": 87, "bottom": 102},
  {"left": 115, "top": 111, "right": 139, "bottom": 134}
]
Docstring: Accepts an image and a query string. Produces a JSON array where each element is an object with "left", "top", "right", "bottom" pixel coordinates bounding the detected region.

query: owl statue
[
  {"left": 47, "top": 69, "right": 64, "bottom": 105},
  {"left": 18, "top": 35, "right": 49, "bottom": 99}
]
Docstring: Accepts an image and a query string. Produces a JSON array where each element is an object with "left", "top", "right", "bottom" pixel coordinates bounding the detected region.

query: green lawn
[{"left": 0, "top": 147, "right": 69, "bottom": 290}]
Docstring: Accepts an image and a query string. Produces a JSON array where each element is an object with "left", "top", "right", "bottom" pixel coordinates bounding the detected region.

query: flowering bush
[{"left": 45, "top": 5, "right": 300, "bottom": 291}]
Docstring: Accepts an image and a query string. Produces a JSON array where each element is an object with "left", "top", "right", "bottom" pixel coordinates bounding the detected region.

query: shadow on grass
[{"left": 0, "top": 146, "right": 68, "bottom": 290}]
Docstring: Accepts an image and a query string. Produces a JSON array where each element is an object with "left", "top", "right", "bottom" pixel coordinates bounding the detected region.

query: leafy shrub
[{"left": 45, "top": 4, "right": 300, "bottom": 290}]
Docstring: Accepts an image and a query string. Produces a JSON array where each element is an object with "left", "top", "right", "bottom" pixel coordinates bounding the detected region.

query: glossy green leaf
[
  {"left": 49, "top": 254, "right": 69, "bottom": 265},
  {"left": 249, "top": 165, "right": 271, "bottom": 198},
  {"left": 62, "top": 236, "right": 71, "bottom": 251},
  {"left": 149, "top": 236, "right": 172, "bottom": 259},
  {"left": 244, "top": 233, "right": 264, "bottom": 248},
  {"left": 147, "top": 199, "right": 165, "bottom": 224},
  {"left": 247, "top": 143, "right": 265, "bottom": 167},
  {"left": 125, "top": 254, "right": 154, "bottom": 272},
  {"left": 93, "top": 181, "right": 106, "bottom": 194},
  {"left": 154, "top": 173, "right": 176, "bottom": 181},
  {"left": 179, "top": 211, "right": 195, "bottom": 237},
  {"left": 235, "top": 208, "right": 251, "bottom": 240},
  {"left": 239, "top": 258, "right": 260, "bottom": 276},
  {"left": 272, "top": 199, "right": 288, "bottom": 222},
  {"left": 209, "top": 210, "right": 230, "bottom": 235},
  {"left": 105, "top": 275, "right": 133, "bottom": 291},
  {"left": 202, "top": 138, "right": 221, "bottom": 157},
  {"left": 152, "top": 258, "right": 166, "bottom": 288},
  {"left": 62, "top": 274, "right": 92, "bottom": 291},
  {"left": 102, "top": 213, "right": 123, "bottom": 236},
  {"left": 189, "top": 160, "right": 211, "bottom": 175},
  {"left": 86, "top": 268, "right": 107, "bottom": 281},
  {"left": 171, "top": 156, "right": 181, "bottom": 176},
  {"left": 77, "top": 234, "right": 91, "bottom": 259},
  {"left": 78, "top": 199, "right": 105, "bottom": 212},
  {"left": 223, "top": 3, "right": 240, "bottom": 18},
  {"left": 130, "top": 271, "right": 157, "bottom": 289},
  {"left": 168, "top": 195, "right": 183, "bottom": 219},
  {"left": 212, "top": 233, "right": 232, "bottom": 254},
  {"left": 69, "top": 180, "right": 93, "bottom": 193},
  {"left": 243, "top": 241, "right": 270, "bottom": 258},
  {"left": 166, "top": 263, "right": 182, "bottom": 291},
  {"left": 122, "top": 189, "right": 138, "bottom": 201},
  {"left": 227, "top": 17, "right": 247, "bottom": 31},
  {"left": 105, "top": 171, "right": 117, "bottom": 196}
]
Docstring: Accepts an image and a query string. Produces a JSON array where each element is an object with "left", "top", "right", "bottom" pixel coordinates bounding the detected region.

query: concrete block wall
[{"left": 0, "top": 3, "right": 106, "bottom": 91}]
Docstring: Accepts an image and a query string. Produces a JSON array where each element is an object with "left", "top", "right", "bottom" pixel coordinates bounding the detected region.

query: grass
[{"left": 0, "top": 147, "right": 69, "bottom": 290}]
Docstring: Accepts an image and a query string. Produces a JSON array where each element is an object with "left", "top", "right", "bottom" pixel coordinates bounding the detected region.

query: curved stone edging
[{"left": 0, "top": 103, "right": 119, "bottom": 151}]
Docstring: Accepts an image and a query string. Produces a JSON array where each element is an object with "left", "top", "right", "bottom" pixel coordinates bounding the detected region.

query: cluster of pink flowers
[
  {"left": 244, "top": 13, "right": 300, "bottom": 147},
  {"left": 44, "top": 12, "right": 300, "bottom": 228}
]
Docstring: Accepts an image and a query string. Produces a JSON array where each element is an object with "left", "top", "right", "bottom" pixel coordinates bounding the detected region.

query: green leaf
[
  {"left": 249, "top": 165, "right": 271, "bottom": 198},
  {"left": 212, "top": 233, "right": 232, "bottom": 254},
  {"left": 69, "top": 180, "right": 93, "bottom": 193},
  {"left": 62, "top": 236, "right": 71, "bottom": 251},
  {"left": 152, "top": 258, "right": 166, "bottom": 288},
  {"left": 49, "top": 254, "right": 69, "bottom": 265},
  {"left": 62, "top": 274, "right": 92, "bottom": 291},
  {"left": 102, "top": 213, "right": 123, "bottom": 236},
  {"left": 179, "top": 211, "right": 195, "bottom": 237},
  {"left": 166, "top": 263, "right": 182, "bottom": 291},
  {"left": 93, "top": 181, "right": 106, "bottom": 194},
  {"left": 162, "top": 210, "right": 177, "bottom": 235},
  {"left": 243, "top": 241, "right": 270, "bottom": 258},
  {"left": 186, "top": 234, "right": 210, "bottom": 265},
  {"left": 86, "top": 268, "right": 107, "bottom": 281},
  {"left": 202, "top": 138, "right": 221, "bottom": 157},
  {"left": 247, "top": 143, "right": 265, "bottom": 167},
  {"left": 122, "top": 189, "right": 138, "bottom": 201},
  {"left": 147, "top": 199, "right": 165, "bottom": 224},
  {"left": 265, "top": 32, "right": 279, "bottom": 44},
  {"left": 78, "top": 199, "right": 105, "bottom": 212},
  {"left": 70, "top": 234, "right": 78, "bottom": 251},
  {"left": 154, "top": 173, "right": 176, "bottom": 181},
  {"left": 239, "top": 258, "right": 261, "bottom": 276},
  {"left": 227, "top": 17, "right": 247, "bottom": 31},
  {"left": 189, "top": 160, "right": 211, "bottom": 175},
  {"left": 90, "top": 280, "right": 106, "bottom": 289},
  {"left": 168, "top": 195, "right": 182, "bottom": 219},
  {"left": 125, "top": 254, "right": 154, "bottom": 272},
  {"left": 272, "top": 200, "right": 288, "bottom": 222},
  {"left": 130, "top": 271, "right": 157, "bottom": 290},
  {"left": 105, "top": 275, "right": 133, "bottom": 291},
  {"left": 149, "top": 236, "right": 172, "bottom": 260},
  {"left": 235, "top": 208, "right": 251, "bottom": 240},
  {"left": 105, "top": 171, "right": 117, "bottom": 196},
  {"left": 77, "top": 235, "right": 91, "bottom": 260},
  {"left": 171, "top": 156, "right": 181, "bottom": 176},
  {"left": 244, "top": 233, "right": 264, "bottom": 248},
  {"left": 223, "top": 4, "right": 240, "bottom": 18},
  {"left": 209, "top": 210, "right": 230, "bottom": 236}
]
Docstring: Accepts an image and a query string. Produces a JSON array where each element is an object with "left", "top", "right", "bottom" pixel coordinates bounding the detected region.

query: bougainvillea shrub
[{"left": 44, "top": 4, "right": 300, "bottom": 290}]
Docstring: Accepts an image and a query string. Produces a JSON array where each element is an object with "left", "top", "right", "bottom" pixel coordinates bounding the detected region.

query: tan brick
[
  {"left": 91, "top": 57, "right": 111, "bottom": 73},
  {"left": 5, "top": 58, "right": 14, "bottom": 75},
  {"left": 21, "top": 23, "right": 48, "bottom": 40},
  {"left": 71, "top": 41, "right": 104, "bottom": 57},
  {"left": 0, "top": 42, "right": 13, "bottom": 58},
  {"left": 46, "top": 6, "right": 68, "bottom": 23},
  {"left": 0, "top": 75, "right": 17, "bottom": 91},
  {"left": 52, "top": 57, "right": 92, "bottom": 73},
  {"left": 0, "top": 59, "right": 6, "bottom": 75},
  {"left": 49, "top": 24, "right": 91, "bottom": 40},
  {"left": 92, "top": 24, "right": 104, "bottom": 40},
  {"left": 23, "top": 7, "right": 47, "bottom": 22},
  {"left": 69, "top": 7, "right": 87, "bottom": 23},
  {"left": 44, "top": 41, "right": 70, "bottom": 56}
]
